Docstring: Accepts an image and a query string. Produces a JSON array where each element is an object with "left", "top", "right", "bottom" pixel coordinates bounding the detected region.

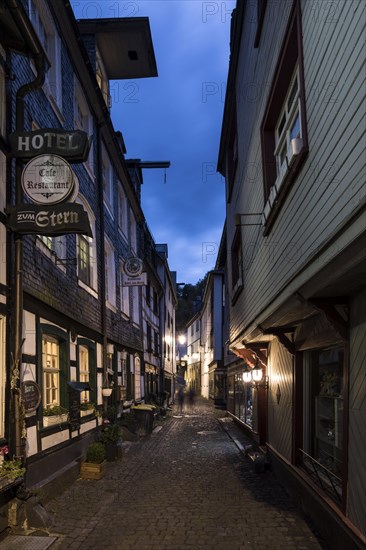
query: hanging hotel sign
[
  {"left": 7, "top": 203, "right": 92, "bottom": 237},
  {"left": 122, "top": 256, "right": 146, "bottom": 286},
  {"left": 21, "top": 154, "right": 77, "bottom": 205},
  {"left": 9, "top": 129, "right": 91, "bottom": 162}
]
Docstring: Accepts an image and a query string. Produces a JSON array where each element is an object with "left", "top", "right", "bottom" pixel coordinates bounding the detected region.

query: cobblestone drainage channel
[{"left": 0, "top": 535, "right": 57, "bottom": 549}]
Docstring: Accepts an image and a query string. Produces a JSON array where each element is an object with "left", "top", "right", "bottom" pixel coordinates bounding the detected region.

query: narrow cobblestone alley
[{"left": 31, "top": 397, "right": 328, "bottom": 550}]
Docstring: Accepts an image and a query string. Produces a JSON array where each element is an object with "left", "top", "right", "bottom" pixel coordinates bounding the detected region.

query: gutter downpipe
[
  {"left": 6, "top": 0, "right": 46, "bottom": 459},
  {"left": 96, "top": 123, "right": 108, "bottom": 421}
]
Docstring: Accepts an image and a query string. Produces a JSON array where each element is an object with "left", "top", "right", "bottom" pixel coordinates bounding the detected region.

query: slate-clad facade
[
  {"left": 218, "top": 1, "right": 366, "bottom": 548},
  {"left": 0, "top": 0, "right": 175, "bottom": 530}
]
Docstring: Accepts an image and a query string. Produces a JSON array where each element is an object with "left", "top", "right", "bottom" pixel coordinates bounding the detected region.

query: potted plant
[
  {"left": 0, "top": 446, "right": 26, "bottom": 488},
  {"left": 80, "top": 442, "right": 106, "bottom": 480},
  {"left": 43, "top": 405, "right": 68, "bottom": 427},
  {"left": 80, "top": 402, "right": 95, "bottom": 418},
  {"left": 102, "top": 380, "right": 114, "bottom": 397},
  {"left": 99, "top": 423, "right": 121, "bottom": 461}
]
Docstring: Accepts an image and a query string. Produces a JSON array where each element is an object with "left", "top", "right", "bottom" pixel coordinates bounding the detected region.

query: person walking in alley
[
  {"left": 177, "top": 386, "right": 184, "bottom": 414},
  {"left": 188, "top": 387, "right": 195, "bottom": 410}
]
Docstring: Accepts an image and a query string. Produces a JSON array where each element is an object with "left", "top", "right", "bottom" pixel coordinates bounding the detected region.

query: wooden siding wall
[
  {"left": 228, "top": 0, "right": 366, "bottom": 344},
  {"left": 267, "top": 338, "right": 293, "bottom": 461},
  {"left": 348, "top": 289, "right": 366, "bottom": 537}
]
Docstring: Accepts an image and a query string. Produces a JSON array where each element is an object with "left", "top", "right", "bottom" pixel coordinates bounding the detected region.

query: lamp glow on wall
[{"left": 242, "top": 362, "right": 269, "bottom": 389}]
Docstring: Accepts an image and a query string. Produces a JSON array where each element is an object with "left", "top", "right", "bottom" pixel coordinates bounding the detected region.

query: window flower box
[{"left": 43, "top": 413, "right": 68, "bottom": 427}]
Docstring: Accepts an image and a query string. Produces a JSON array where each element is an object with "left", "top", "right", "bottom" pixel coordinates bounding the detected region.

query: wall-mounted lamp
[{"left": 242, "top": 362, "right": 269, "bottom": 389}]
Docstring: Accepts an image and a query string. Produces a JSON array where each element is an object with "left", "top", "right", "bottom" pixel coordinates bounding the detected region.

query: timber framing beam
[
  {"left": 308, "top": 298, "right": 349, "bottom": 341},
  {"left": 259, "top": 326, "right": 296, "bottom": 355}
]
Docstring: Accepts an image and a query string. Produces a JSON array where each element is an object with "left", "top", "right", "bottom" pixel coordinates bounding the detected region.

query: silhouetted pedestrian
[
  {"left": 188, "top": 388, "right": 195, "bottom": 409},
  {"left": 177, "top": 387, "right": 185, "bottom": 414}
]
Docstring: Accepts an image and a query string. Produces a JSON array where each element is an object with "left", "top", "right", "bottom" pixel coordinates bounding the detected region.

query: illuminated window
[
  {"left": 76, "top": 196, "right": 97, "bottom": 293},
  {"left": 42, "top": 335, "right": 60, "bottom": 407},
  {"left": 79, "top": 345, "right": 89, "bottom": 404}
]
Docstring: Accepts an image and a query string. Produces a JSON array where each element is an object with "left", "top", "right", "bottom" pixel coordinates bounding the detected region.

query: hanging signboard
[
  {"left": 21, "top": 381, "right": 41, "bottom": 413},
  {"left": 123, "top": 257, "right": 143, "bottom": 278},
  {"left": 122, "top": 256, "right": 146, "bottom": 286},
  {"left": 122, "top": 272, "right": 147, "bottom": 287},
  {"left": 7, "top": 203, "right": 92, "bottom": 236},
  {"left": 21, "top": 154, "right": 76, "bottom": 205},
  {"left": 9, "top": 129, "right": 91, "bottom": 163}
]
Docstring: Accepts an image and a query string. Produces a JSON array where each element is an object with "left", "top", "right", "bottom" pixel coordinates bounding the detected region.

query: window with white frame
[
  {"left": 96, "top": 47, "right": 109, "bottom": 107},
  {"left": 261, "top": 3, "right": 308, "bottom": 234},
  {"left": 102, "top": 145, "right": 113, "bottom": 213},
  {"left": 42, "top": 335, "right": 60, "bottom": 407},
  {"left": 79, "top": 345, "right": 89, "bottom": 404},
  {"left": 76, "top": 196, "right": 97, "bottom": 293},
  {"left": 134, "top": 356, "right": 141, "bottom": 401},
  {"left": 105, "top": 238, "right": 116, "bottom": 308},
  {"left": 132, "top": 286, "right": 139, "bottom": 325},
  {"left": 130, "top": 210, "right": 137, "bottom": 253},
  {"left": 29, "top": 0, "right": 62, "bottom": 111},
  {"left": 117, "top": 184, "right": 128, "bottom": 237},
  {"left": 120, "top": 262, "right": 130, "bottom": 317},
  {"left": 38, "top": 235, "right": 66, "bottom": 260},
  {"left": 74, "top": 79, "right": 94, "bottom": 172},
  {"left": 274, "top": 68, "right": 301, "bottom": 186}
]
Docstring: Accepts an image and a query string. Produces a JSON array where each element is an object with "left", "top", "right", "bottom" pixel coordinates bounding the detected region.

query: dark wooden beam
[
  {"left": 259, "top": 326, "right": 296, "bottom": 355},
  {"left": 308, "top": 299, "right": 348, "bottom": 341}
]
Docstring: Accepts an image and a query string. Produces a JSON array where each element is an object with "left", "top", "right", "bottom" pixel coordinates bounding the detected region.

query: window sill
[
  {"left": 78, "top": 279, "right": 98, "bottom": 299},
  {"left": 262, "top": 145, "right": 308, "bottom": 236},
  {"left": 106, "top": 301, "right": 117, "bottom": 313},
  {"left": 35, "top": 238, "right": 67, "bottom": 274}
]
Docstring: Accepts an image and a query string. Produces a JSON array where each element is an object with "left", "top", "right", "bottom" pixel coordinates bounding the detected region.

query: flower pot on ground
[
  {"left": 99, "top": 424, "right": 121, "bottom": 461},
  {"left": 80, "top": 442, "right": 106, "bottom": 480},
  {"left": 0, "top": 457, "right": 26, "bottom": 487},
  {"left": 131, "top": 405, "right": 155, "bottom": 435}
]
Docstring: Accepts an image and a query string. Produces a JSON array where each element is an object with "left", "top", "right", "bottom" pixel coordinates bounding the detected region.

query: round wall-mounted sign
[
  {"left": 21, "top": 154, "right": 75, "bottom": 205},
  {"left": 124, "top": 257, "right": 143, "bottom": 278},
  {"left": 21, "top": 381, "right": 41, "bottom": 413}
]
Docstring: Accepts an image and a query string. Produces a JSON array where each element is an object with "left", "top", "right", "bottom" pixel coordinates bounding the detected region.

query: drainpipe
[
  {"left": 6, "top": 0, "right": 46, "bottom": 459},
  {"left": 96, "top": 123, "right": 108, "bottom": 421}
]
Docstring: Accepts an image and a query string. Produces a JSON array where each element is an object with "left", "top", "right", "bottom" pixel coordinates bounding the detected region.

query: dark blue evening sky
[{"left": 71, "top": 1, "right": 235, "bottom": 284}]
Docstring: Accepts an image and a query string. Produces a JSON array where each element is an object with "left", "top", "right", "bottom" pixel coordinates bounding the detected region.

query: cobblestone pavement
[{"left": 45, "top": 397, "right": 328, "bottom": 550}]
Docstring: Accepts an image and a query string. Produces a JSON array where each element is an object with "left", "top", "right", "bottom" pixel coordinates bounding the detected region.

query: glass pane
[
  {"left": 278, "top": 112, "right": 286, "bottom": 137},
  {"left": 290, "top": 113, "right": 301, "bottom": 140},
  {"left": 287, "top": 76, "right": 298, "bottom": 111},
  {"left": 312, "top": 349, "right": 344, "bottom": 477}
]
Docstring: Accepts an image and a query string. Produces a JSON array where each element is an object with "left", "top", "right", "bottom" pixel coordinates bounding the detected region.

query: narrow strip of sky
[{"left": 71, "top": 1, "right": 235, "bottom": 284}]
